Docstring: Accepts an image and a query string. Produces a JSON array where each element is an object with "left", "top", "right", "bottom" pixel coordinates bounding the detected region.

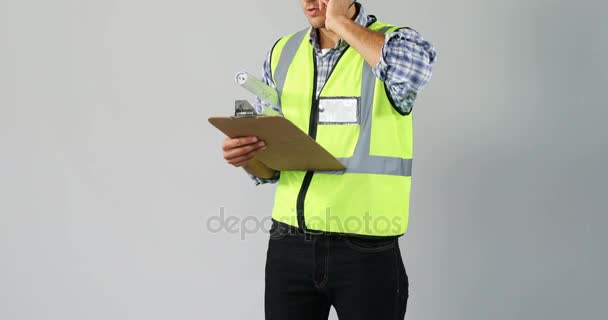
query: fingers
[
  {"left": 320, "top": 0, "right": 328, "bottom": 11},
  {"left": 222, "top": 136, "right": 259, "bottom": 151},
  {"left": 223, "top": 138, "right": 267, "bottom": 166},
  {"left": 226, "top": 143, "right": 267, "bottom": 167},
  {"left": 230, "top": 152, "right": 259, "bottom": 167},
  {"left": 224, "top": 140, "right": 266, "bottom": 160}
]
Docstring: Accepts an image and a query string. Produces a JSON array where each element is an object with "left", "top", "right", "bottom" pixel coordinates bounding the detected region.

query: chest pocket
[
  {"left": 318, "top": 97, "right": 360, "bottom": 124},
  {"left": 316, "top": 96, "right": 361, "bottom": 158}
]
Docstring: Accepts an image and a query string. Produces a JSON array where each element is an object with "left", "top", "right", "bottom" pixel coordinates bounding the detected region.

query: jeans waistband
[{"left": 270, "top": 219, "right": 400, "bottom": 240}]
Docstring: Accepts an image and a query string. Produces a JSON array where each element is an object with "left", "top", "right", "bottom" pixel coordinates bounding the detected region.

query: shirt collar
[{"left": 309, "top": 3, "right": 373, "bottom": 51}]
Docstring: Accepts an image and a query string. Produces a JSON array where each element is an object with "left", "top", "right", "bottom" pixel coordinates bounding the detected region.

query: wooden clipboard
[{"left": 208, "top": 116, "right": 345, "bottom": 171}]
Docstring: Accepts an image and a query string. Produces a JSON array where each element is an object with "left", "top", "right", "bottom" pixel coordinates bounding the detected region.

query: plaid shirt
[{"left": 251, "top": 3, "right": 436, "bottom": 185}]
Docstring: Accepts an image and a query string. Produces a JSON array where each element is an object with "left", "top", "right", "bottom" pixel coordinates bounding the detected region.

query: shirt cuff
[
  {"left": 250, "top": 170, "right": 280, "bottom": 185},
  {"left": 372, "top": 32, "right": 399, "bottom": 81}
]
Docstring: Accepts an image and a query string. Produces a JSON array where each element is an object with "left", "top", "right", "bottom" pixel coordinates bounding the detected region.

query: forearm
[{"left": 330, "top": 16, "right": 385, "bottom": 67}]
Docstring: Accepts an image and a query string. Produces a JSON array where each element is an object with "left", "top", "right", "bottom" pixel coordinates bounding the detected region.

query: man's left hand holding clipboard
[
  {"left": 222, "top": 136, "right": 276, "bottom": 179},
  {"left": 220, "top": 72, "right": 280, "bottom": 180}
]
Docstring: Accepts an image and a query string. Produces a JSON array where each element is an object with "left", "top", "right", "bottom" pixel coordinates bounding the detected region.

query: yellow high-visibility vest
[{"left": 269, "top": 21, "right": 413, "bottom": 236}]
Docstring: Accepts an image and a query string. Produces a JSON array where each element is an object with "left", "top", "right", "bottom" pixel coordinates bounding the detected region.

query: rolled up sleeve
[{"left": 373, "top": 28, "right": 437, "bottom": 115}]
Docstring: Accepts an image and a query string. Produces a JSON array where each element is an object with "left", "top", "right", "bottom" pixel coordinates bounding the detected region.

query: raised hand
[{"left": 320, "top": 0, "right": 356, "bottom": 32}]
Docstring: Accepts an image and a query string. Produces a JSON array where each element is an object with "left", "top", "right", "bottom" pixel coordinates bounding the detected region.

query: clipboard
[{"left": 208, "top": 115, "right": 346, "bottom": 171}]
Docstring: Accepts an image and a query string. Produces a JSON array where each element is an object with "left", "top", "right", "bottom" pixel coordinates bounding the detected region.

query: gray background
[{"left": 1, "top": 0, "right": 606, "bottom": 319}]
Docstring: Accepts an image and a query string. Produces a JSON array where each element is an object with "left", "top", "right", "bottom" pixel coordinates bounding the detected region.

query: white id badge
[{"left": 318, "top": 97, "right": 360, "bottom": 125}]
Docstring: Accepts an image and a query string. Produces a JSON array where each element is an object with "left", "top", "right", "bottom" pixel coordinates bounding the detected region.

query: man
[{"left": 222, "top": 1, "right": 436, "bottom": 319}]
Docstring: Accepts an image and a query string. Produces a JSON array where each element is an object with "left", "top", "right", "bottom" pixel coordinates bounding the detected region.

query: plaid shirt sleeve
[
  {"left": 249, "top": 50, "right": 281, "bottom": 185},
  {"left": 373, "top": 28, "right": 437, "bottom": 115}
]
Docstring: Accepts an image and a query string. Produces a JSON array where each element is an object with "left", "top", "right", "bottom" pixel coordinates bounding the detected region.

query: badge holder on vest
[{"left": 208, "top": 72, "right": 345, "bottom": 172}]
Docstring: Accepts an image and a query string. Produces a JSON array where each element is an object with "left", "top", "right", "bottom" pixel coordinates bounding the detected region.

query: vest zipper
[
  {"left": 296, "top": 37, "right": 354, "bottom": 231},
  {"left": 296, "top": 48, "right": 319, "bottom": 231},
  {"left": 294, "top": 21, "right": 379, "bottom": 232}
]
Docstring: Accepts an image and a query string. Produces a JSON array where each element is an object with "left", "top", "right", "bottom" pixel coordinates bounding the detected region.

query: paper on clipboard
[
  {"left": 235, "top": 72, "right": 280, "bottom": 114},
  {"left": 235, "top": 71, "right": 279, "bottom": 106}
]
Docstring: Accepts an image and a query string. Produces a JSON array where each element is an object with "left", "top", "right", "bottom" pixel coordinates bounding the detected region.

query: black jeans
[{"left": 265, "top": 221, "right": 409, "bottom": 320}]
